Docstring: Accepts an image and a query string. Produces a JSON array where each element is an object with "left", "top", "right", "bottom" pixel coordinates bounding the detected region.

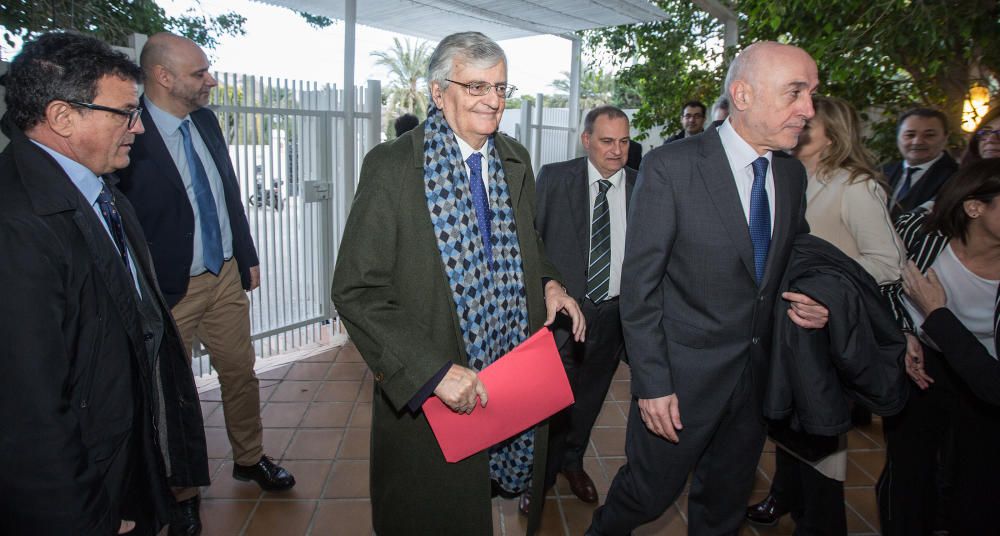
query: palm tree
[
  {"left": 551, "top": 67, "right": 618, "bottom": 109},
  {"left": 371, "top": 37, "right": 432, "bottom": 134}
]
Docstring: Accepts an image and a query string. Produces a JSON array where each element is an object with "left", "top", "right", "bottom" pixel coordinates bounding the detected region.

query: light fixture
[{"left": 961, "top": 85, "right": 990, "bottom": 133}]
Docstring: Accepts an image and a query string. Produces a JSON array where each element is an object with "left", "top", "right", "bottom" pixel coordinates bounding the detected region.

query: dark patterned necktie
[
  {"left": 466, "top": 152, "right": 493, "bottom": 268},
  {"left": 179, "top": 120, "right": 224, "bottom": 275},
  {"left": 97, "top": 181, "right": 130, "bottom": 271},
  {"left": 895, "top": 166, "right": 920, "bottom": 204},
  {"left": 587, "top": 179, "right": 613, "bottom": 302},
  {"left": 749, "top": 157, "right": 771, "bottom": 284}
]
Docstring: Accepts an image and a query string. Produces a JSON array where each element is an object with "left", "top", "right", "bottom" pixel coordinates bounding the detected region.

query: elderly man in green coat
[{"left": 332, "top": 31, "right": 585, "bottom": 535}]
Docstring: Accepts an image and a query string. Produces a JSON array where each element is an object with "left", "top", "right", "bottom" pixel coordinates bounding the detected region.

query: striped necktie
[{"left": 587, "top": 179, "right": 613, "bottom": 302}]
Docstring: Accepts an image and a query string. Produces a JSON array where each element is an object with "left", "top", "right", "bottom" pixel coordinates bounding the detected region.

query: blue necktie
[
  {"left": 178, "top": 120, "right": 224, "bottom": 275},
  {"left": 894, "top": 166, "right": 920, "bottom": 205},
  {"left": 97, "top": 180, "right": 130, "bottom": 271},
  {"left": 749, "top": 156, "right": 771, "bottom": 284},
  {"left": 466, "top": 152, "right": 493, "bottom": 268}
]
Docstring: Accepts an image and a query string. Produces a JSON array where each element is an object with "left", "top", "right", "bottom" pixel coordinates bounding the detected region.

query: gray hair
[
  {"left": 427, "top": 32, "right": 506, "bottom": 92},
  {"left": 583, "top": 105, "right": 629, "bottom": 134}
]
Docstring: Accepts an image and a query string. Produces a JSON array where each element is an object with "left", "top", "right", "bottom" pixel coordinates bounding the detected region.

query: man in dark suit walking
[
  {"left": 587, "top": 42, "right": 830, "bottom": 536},
  {"left": 119, "top": 32, "right": 294, "bottom": 536},
  {"left": 535, "top": 105, "right": 636, "bottom": 506},
  {"left": 0, "top": 31, "right": 208, "bottom": 535},
  {"left": 883, "top": 108, "right": 958, "bottom": 218}
]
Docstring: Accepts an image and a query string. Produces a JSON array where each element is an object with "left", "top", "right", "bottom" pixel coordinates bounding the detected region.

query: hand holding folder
[{"left": 422, "top": 328, "right": 574, "bottom": 462}]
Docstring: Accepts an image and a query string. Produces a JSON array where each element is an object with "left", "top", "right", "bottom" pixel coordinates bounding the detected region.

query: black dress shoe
[
  {"left": 563, "top": 468, "right": 599, "bottom": 503},
  {"left": 232, "top": 456, "right": 296, "bottom": 491},
  {"left": 746, "top": 494, "right": 788, "bottom": 526},
  {"left": 169, "top": 495, "right": 202, "bottom": 536}
]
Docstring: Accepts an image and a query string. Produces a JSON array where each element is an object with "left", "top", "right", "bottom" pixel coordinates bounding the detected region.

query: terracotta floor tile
[
  {"left": 257, "top": 366, "right": 289, "bottom": 380},
  {"left": 336, "top": 344, "right": 365, "bottom": 363},
  {"left": 596, "top": 401, "right": 627, "bottom": 427},
  {"left": 301, "top": 402, "right": 353, "bottom": 428},
  {"left": 845, "top": 454, "right": 877, "bottom": 486},
  {"left": 261, "top": 401, "right": 309, "bottom": 428},
  {"left": 201, "top": 388, "right": 223, "bottom": 402},
  {"left": 757, "top": 451, "right": 776, "bottom": 481},
  {"left": 285, "top": 361, "right": 332, "bottom": 381},
  {"left": 845, "top": 501, "right": 878, "bottom": 533},
  {"left": 198, "top": 499, "right": 254, "bottom": 536},
  {"left": 312, "top": 499, "right": 373, "bottom": 535},
  {"left": 325, "top": 362, "right": 369, "bottom": 381},
  {"left": 257, "top": 381, "right": 279, "bottom": 402},
  {"left": 203, "top": 404, "right": 229, "bottom": 427},
  {"left": 591, "top": 427, "right": 626, "bottom": 456},
  {"left": 847, "top": 429, "right": 881, "bottom": 450},
  {"left": 323, "top": 459, "right": 370, "bottom": 498},
  {"left": 562, "top": 495, "right": 600, "bottom": 534},
  {"left": 609, "top": 380, "right": 632, "bottom": 402},
  {"left": 244, "top": 500, "right": 316, "bottom": 536},
  {"left": 269, "top": 380, "right": 322, "bottom": 402},
  {"left": 599, "top": 456, "right": 627, "bottom": 481},
  {"left": 200, "top": 401, "right": 221, "bottom": 417},
  {"left": 284, "top": 429, "right": 344, "bottom": 460},
  {"left": 303, "top": 348, "right": 339, "bottom": 362},
  {"left": 262, "top": 460, "right": 331, "bottom": 500},
  {"left": 202, "top": 462, "right": 263, "bottom": 500},
  {"left": 349, "top": 402, "right": 372, "bottom": 428},
  {"left": 844, "top": 487, "right": 879, "bottom": 530},
  {"left": 204, "top": 427, "right": 232, "bottom": 459},
  {"left": 261, "top": 427, "right": 295, "bottom": 459},
  {"left": 338, "top": 428, "right": 370, "bottom": 459},
  {"left": 500, "top": 497, "right": 563, "bottom": 536},
  {"left": 848, "top": 450, "right": 885, "bottom": 482},
  {"left": 763, "top": 439, "right": 777, "bottom": 453},
  {"left": 358, "top": 380, "right": 374, "bottom": 403},
  {"left": 613, "top": 363, "right": 631, "bottom": 381},
  {"left": 315, "top": 380, "right": 362, "bottom": 402},
  {"left": 752, "top": 465, "right": 773, "bottom": 492}
]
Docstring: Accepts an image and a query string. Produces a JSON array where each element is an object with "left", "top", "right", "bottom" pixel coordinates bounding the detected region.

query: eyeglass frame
[
  {"left": 445, "top": 79, "right": 517, "bottom": 99},
  {"left": 67, "top": 100, "right": 143, "bottom": 129},
  {"left": 975, "top": 128, "right": 1000, "bottom": 140}
]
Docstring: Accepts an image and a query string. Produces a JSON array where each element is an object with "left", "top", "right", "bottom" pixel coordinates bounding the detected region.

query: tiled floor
[{"left": 197, "top": 342, "right": 886, "bottom": 535}]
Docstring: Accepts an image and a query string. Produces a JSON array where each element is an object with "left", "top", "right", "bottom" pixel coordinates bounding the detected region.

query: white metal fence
[{"left": 191, "top": 73, "right": 381, "bottom": 374}]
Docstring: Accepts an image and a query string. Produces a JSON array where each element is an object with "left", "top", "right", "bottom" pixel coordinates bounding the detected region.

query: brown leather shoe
[
  {"left": 563, "top": 468, "right": 598, "bottom": 503},
  {"left": 746, "top": 494, "right": 787, "bottom": 526}
]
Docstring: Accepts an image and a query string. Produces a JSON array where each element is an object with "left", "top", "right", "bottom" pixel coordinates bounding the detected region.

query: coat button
[
  {"left": 144, "top": 332, "right": 154, "bottom": 342},
  {"left": 752, "top": 337, "right": 760, "bottom": 345},
  {"left": 374, "top": 372, "right": 384, "bottom": 382},
  {"left": 758, "top": 295, "right": 765, "bottom": 302}
]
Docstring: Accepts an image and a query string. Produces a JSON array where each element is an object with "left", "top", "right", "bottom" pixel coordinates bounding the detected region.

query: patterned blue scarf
[{"left": 422, "top": 104, "right": 534, "bottom": 493}]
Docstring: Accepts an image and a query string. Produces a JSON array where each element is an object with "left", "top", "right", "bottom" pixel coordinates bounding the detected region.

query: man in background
[
  {"left": 883, "top": 108, "right": 958, "bottom": 217},
  {"left": 663, "top": 100, "right": 707, "bottom": 143}
]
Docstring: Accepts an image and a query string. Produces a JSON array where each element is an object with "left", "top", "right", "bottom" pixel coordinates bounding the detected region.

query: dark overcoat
[
  {"left": 0, "top": 126, "right": 209, "bottom": 535},
  {"left": 332, "top": 126, "right": 559, "bottom": 535}
]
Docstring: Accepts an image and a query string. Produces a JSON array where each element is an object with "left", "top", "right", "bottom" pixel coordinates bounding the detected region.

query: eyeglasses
[
  {"left": 67, "top": 100, "right": 143, "bottom": 129},
  {"left": 975, "top": 128, "right": 1000, "bottom": 140},
  {"left": 682, "top": 113, "right": 705, "bottom": 119},
  {"left": 445, "top": 79, "right": 517, "bottom": 99}
]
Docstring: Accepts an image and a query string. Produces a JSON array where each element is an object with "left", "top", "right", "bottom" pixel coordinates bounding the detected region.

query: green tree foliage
[
  {"left": 587, "top": 0, "right": 1000, "bottom": 159},
  {"left": 371, "top": 37, "right": 431, "bottom": 138},
  {"left": 1, "top": 0, "right": 246, "bottom": 50}
]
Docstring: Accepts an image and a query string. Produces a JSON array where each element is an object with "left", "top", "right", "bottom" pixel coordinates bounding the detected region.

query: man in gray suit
[
  {"left": 587, "top": 42, "right": 830, "bottom": 536},
  {"left": 534, "top": 105, "right": 636, "bottom": 506}
]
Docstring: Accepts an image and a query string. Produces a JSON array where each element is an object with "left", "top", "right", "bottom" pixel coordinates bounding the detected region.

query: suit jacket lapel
[
  {"left": 625, "top": 167, "right": 636, "bottom": 212},
  {"left": 572, "top": 158, "right": 590, "bottom": 262},
  {"left": 136, "top": 104, "right": 187, "bottom": 197},
  {"left": 761, "top": 158, "right": 797, "bottom": 287},
  {"left": 696, "top": 130, "right": 757, "bottom": 284},
  {"left": 495, "top": 135, "right": 524, "bottom": 210}
]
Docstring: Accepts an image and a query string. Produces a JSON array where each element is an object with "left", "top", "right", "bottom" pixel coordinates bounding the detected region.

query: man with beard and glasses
[{"left": 118, "top": 32, "right": 295, "bottom": 536}]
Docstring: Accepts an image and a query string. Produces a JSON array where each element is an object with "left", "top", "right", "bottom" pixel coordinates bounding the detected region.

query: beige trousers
[{"left": 172, "top": 259, "right": 263, "bottom": 466}]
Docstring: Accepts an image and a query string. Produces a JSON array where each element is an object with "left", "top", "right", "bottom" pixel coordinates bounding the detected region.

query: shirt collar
[
  {"left": 144, "top": 95, "right": 189, "bottom": 136},
  {"left": 455, "top": 135, "right": 486, "bottom": 163},
  {"left": 30, "top": 139, "right": 103, "bottom": 205},
  {"left": 718, "top": 118, "right": 773, "bottom": 172},
  {"left": 905, "top": 151, "right": 944, "bottom": 172},
  {"left": 586, "top": 159, "right": 624, "bottom": 188}
]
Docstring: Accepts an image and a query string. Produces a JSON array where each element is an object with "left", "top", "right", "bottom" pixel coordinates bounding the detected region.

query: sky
[{"left": 154, "top": 0, "right": 574, "bottom": 96}]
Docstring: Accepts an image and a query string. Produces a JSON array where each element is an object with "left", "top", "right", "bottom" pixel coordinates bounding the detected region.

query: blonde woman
[{"left": 747, "top": 95, "right": 905, "bottom": 534}]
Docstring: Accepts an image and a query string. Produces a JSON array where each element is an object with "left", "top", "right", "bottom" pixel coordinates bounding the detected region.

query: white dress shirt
[
  {"left": 455, "top": 135, "right": 489, "bottom": 192},
  {"left": 717, "top": 119, "right": 776, "bottom": 236},
  {"left": 587, "top": 160, "right": 627, "bottom": 299}
]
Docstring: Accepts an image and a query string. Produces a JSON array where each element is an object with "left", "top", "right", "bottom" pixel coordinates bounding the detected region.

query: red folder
[{"left": 422, "top": 327, "right": 574, "bottom": 463}]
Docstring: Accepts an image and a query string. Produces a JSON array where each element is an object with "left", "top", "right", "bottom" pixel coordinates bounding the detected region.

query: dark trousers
[
  {"left": 772, "top": 447, "right": 846, "bottom": 536},
  {"left": 546, "top": 298, "right": 624, "bottom": 486},
  {"left": 877, "top": 345, "right": 958, "bottom": 536},
  {"left": 589, "top": 361, "right": 766, "bottom": 536}
]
